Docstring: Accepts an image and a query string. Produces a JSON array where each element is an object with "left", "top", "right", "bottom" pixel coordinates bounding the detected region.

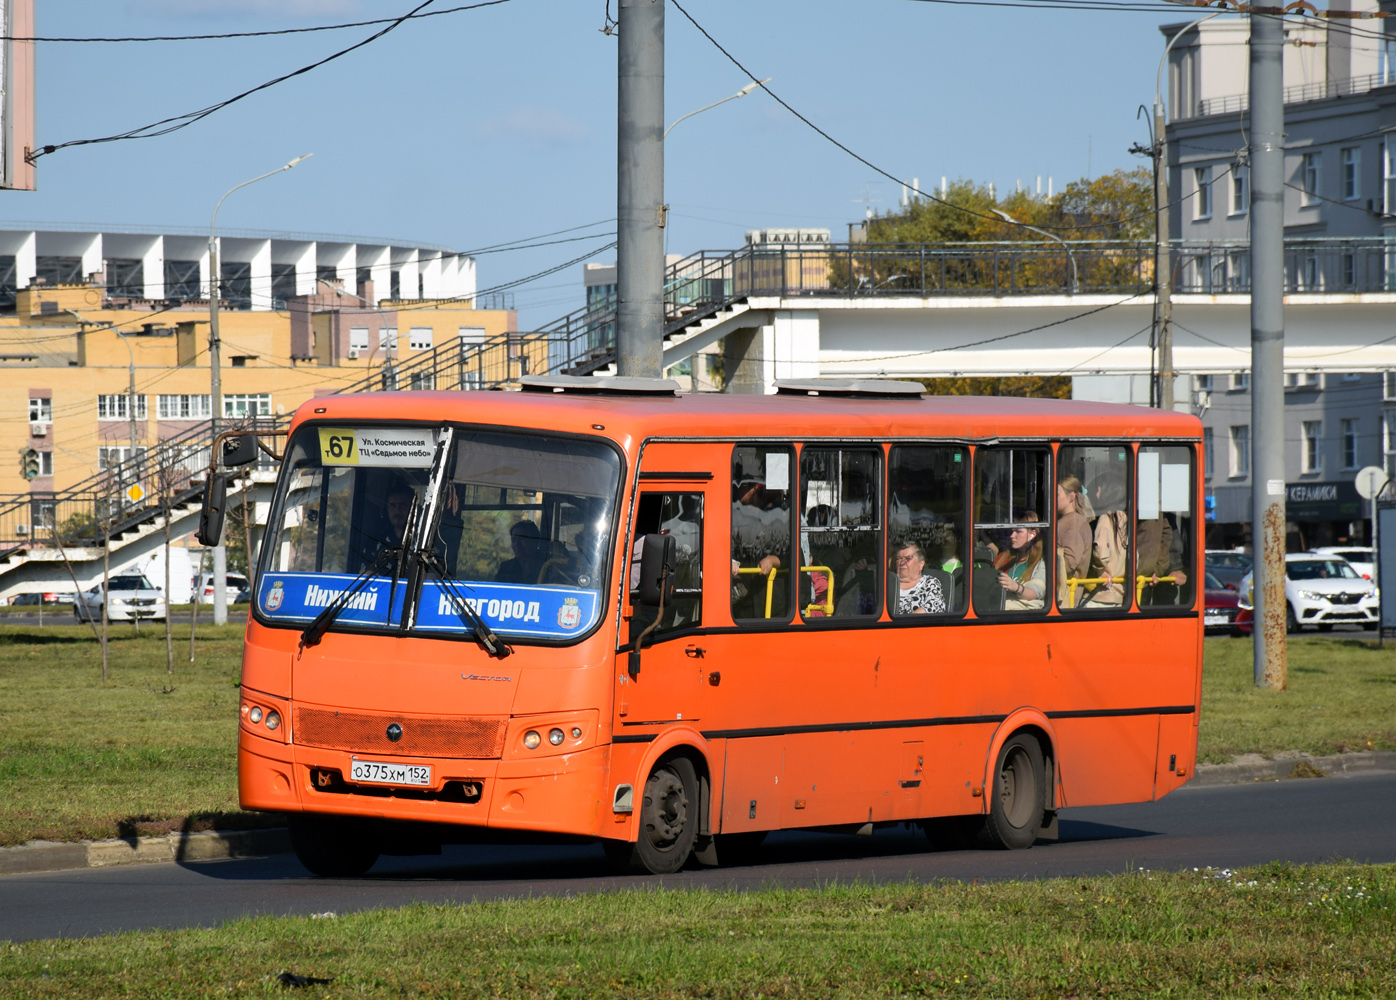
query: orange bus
[{"left": 217, "top": 375, "right": 1203, "bottom": 876}]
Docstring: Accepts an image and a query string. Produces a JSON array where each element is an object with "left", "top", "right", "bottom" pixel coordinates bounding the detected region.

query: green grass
[
  {"left": 1, "top": 863, "right": 1393, "bottom": 998},
  {"left": 1199, "top": 635, "right": 1396, "bottom": 764},
  {"left": 2, "top": 626, "right": 1395, "bottom": 847},
  {"left": 0, "top": 623, "right": 259, "bottom": 847}
]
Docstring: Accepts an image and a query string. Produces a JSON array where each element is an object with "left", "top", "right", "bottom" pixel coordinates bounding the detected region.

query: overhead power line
[
  {"left": 1, "top": 0, "right": 517, "bottom": 43},
  {"left": 26, "top": 0, "right": 517, "bottom": 163}
]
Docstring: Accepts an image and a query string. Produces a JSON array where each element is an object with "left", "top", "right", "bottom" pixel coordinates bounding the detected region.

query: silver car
[
  {"left": 1237, "top": 555, "right": 1378, "bottom": 632},
  {"left": 74, "top": 574, "right": 169, "bottom": 623}
]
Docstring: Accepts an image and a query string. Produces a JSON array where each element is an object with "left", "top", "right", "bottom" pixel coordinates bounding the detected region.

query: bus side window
[
  {"left": 973, "top": 446, "right": 1051, "bottom": 615},
  {"left": 731, "top": 446, "right": 794, "bottom": 622},
  {"left": 628, "top": 492, "right": 704, "bottom": 640},
  {"left": 888, "top": 445, "right": 966, "bottom": 617},
  {"left": 1057, "top": 444, "right": 1131, "bottom": 612},
  {"left": 799, "top": 447, "right": 881, "bottom": 619},
  {"left": 1137, "top": 446, "right": 1196, "bottom": 610}
]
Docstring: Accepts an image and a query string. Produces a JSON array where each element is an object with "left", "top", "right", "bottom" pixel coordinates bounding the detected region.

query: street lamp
[
  {"left": 207, "top": 153, "right": 312, "bottom": 625},
  {"left": 994, "top": 208, "right": 1079, "bottom": 294},
  {"left": 664, "top": 78, "right": 771, "bottom": 140}
]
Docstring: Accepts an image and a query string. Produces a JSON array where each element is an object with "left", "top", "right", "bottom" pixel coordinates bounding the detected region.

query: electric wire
[{"left": 26, "top": 0, "right": 519, "bottom": 162}]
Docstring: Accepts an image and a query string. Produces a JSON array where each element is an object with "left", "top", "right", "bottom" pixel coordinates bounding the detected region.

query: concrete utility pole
[
  {"left": 616, "top": 0, "right": 665, "bottom": 378},
  {"left": 1249, "top": 9, "right": 1287, "bottom": 690}
]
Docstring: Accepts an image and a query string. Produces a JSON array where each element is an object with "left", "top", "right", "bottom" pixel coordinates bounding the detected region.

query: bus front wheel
[
  {"left": 606, "top": 756, "right": 699, "bottom": 875},
  {"left": 978, "top": 732, "right": 1046, "bottom": 850},
  {"left": 288, "top": 814, "right": 381, "bottom": 877}
]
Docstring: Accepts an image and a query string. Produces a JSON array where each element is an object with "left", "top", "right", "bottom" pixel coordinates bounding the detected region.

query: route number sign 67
[{"left": 318, "top": 428, "right": 359, "bottom": 465}]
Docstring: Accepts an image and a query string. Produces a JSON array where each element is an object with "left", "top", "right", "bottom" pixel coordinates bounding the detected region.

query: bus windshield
[{"left": 256, "top": 423, "right": 621, "bottom": 641}]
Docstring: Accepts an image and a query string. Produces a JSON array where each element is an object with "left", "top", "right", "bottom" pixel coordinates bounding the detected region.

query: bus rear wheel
[
  {"left": 977, "top": 733, "right": 1045, "bottom": 850},
  {"left": 607, "top": 756, "right": 699, "bottom": 875},
  {"left": 288, "top": 814, "right": 381, "bottom": 877}
]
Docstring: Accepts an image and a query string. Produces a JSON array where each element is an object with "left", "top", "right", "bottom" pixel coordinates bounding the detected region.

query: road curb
[
  {"left": 4, "top": 752, "right": 1395, "bottom": 876},
  {"left": 1192, "top": 750, "right": 1396, "bottom": 786},
  {"left": 0, "top": 827, "right": 290, "bottom": 876}
]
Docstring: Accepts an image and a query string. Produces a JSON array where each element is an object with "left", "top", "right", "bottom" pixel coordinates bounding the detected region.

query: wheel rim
[
  {"left": 642, "top": 768, "right": 689, "bottom": 851},
  {"left": 998, "top": 746, "right": 1035, "bottom": 830}
]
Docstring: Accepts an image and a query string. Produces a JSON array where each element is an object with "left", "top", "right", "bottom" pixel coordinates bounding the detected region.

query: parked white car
[
  {"left": 74, "top": 574, "right": 168, "bottom": 623},
  {"left": 1238, "top": 554, "right": 1378, "bottom": 632},
  {"left": 1309, "top": 546, "right": 1375, "bottom": 581},
  {"left": 194, "top": 572, "right": 249, "bottom": 605}
]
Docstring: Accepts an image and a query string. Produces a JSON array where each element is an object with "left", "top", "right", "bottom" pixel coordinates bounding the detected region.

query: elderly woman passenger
[{"left": 892, "top": 540, "right": 948, "bottom": 615}]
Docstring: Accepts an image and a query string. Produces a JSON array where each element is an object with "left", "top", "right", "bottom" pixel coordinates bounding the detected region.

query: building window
[
  {"left": 28, "top": 397, "right": 51, "bottom": 423},
  {"left": 1230, "top": 425, "right": 1250, "bottom": 477},
  {"left": 1343, "top": 252, "right": 1356, "bottom": 288},
  {"left": 1385, "top": 412, "right": 1396, "bottom": 477},
  {"left": 223, "top": 394, "right": 271, "bottom": 418},
  {"left": 379, "top": 327, "right": 398, "bottom": 350},
  {"left": 1387, "top": 372, "right": 1396, "bottom": 401},
  {"left": 1194, "top": 166, "right": 1213, "bottom": 219},
  {"left": 1230, "top": 372, "right": 1250, "bottom": 391},
  {"left": 97, "top": 394, "right": 147, "bottom": 421},
  {"left": 458, "top": 326, "right": 486, "bottom": 345},
  {"left": 37, "top": 451, "right": 53, "bottom": 477},
  {"left": 1195, "top": 374, "right": 1213, "bottom": 392},
  {"left": 409, "top": 327, "right": 433, "bottom": 350},
  {"left": 98, "top": 445, "right": 148, "bottom": 472},
  {"left": 156, "top": 394, "right": 211, "bottom": 420},
  {"left": 1342, "top": 147, "right": 1361, "bottom": 201},
  {"left": 409, "top": 371, "right": 436, "bottom": 391},
  {"left": 1301, "top": 152, "right": 1321, "bottom": 206},
  {"left": 1342, "top": 418, "right": 1359, "bottom": 471},
  {"left": 1386, "top": 137, "right": 1396, "bottom": 216},
  {"left": 349, "top": 327, "right": 370, "bottom": 351},
  {"left": 1302, "top": 420, "right": 1323, "bottom": 473},
  {"left": 1203, "top": 426, "right": 1215, "bottom": 479},
  {"left": 1230, "top": 166, "right": 1248, "bottom": 216}
]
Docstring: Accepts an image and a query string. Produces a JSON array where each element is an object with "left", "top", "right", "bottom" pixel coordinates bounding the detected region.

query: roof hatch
[
  {"left": 518, "top": 374, "right": 680, "bottom": 396},
  {"left": 774, "top": 378, "right": 924, "bottom": 398}
]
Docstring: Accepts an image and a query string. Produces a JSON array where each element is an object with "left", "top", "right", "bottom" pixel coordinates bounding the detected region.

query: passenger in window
[
  {"left": 801, "top": 504, "right": 834, "bottom": 617},
  {"left": 497, "top": 520, "right": 548, "bottom": 584},
  {"left": 1055, "top": 475, "right": 1093, "bottom": 608},
  {"left": 995, "top": 516, "right": 1046, "bottom": 610},
  {"left": 1137, "top": 515, "right": 1189, "bottom": 605},
  {"left": 892, "top": 540, "right": 948, "bottom": 615},
  {"left": 1081, "top": 476, "right": 1129, "bottom": 607}
]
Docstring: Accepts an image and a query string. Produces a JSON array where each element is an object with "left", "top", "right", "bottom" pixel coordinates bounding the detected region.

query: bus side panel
[
  {"left": 1051, "top": 714, "right": 1160, "bottom": 808},
  {"left": 719, "top": 735, "right": 784, "bottom": 834},
  {"left": 1154, "top": 712, "right": 1198, "bottom": 799}
]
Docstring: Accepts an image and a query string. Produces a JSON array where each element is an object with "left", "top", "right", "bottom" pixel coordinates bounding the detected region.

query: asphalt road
[{"left": 5, "top": 770, "right": 1395, "bottom": 943}]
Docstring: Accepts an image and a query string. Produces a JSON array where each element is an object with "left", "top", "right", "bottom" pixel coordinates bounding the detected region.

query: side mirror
[
  {"left": 221, "top": 433, "right": 259, "bottom": 468},
  {"left": 197, "top": 473, "right": 228, "bottom": 546},
  {"left": 1225, "top": 582, "right": 1237, "bottom": 591},
  {"left": 636, "top": 533, "right": 676, "bottom": 606}
]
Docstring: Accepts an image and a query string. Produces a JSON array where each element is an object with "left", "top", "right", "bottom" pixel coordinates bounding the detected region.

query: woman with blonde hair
[
  {"left": 996, "top": 513, "right": 1045, "bottom": 611},
  {"left": 1056, "top": 474, "right": 1092, "bottom": 607}
]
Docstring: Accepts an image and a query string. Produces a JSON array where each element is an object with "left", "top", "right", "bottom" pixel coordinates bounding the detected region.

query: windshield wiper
[
  {"left": 299, "top": 545, "right": 399, "bottom": 649},
  {"left": 421, "top": 551, "right": 512, "bottom": 659}
]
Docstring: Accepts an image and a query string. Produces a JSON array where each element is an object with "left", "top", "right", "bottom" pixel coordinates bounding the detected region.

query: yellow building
[{"left": 1, "top": 282, "right": 515, "bottom": 498}]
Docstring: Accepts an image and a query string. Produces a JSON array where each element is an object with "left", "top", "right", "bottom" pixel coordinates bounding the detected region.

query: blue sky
[{"left": 6, "top": 0, "right": 1195, "bottom": 325}]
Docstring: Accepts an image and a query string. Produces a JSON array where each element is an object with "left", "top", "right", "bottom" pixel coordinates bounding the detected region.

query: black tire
[
  {"left": 288, "top": 814, "right": 380, "bottom": 877},
  {"left": 1286, "top": 604, "right": 1299, "bottom": 634},
  {"left": 607, "top": 756, "right": 700, "bottom": 875},
  {"left": 977, "top": 732, "right": 1045, "bottom": 850}
]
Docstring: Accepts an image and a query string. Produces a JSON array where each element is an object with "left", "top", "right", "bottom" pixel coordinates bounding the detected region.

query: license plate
[
  {"left": 1204, "top": 614, "right": 1226, "bottom": 625},
  {"left": 350, "top": 760, "right": 432, "bottom": 786}
]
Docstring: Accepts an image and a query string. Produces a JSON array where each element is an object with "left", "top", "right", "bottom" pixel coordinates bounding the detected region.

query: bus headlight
[
  {"left": 265, "top": 711, "right": 281, "bottom": 731},
  {"left": 248, "top": 705, "right": 264, "bottom": 724},
  {"left": 523, "top": 730, "right": 542, "bottom": 750},
  {"left": 549, "top": 728, "right": 565, "bottom": 746}
]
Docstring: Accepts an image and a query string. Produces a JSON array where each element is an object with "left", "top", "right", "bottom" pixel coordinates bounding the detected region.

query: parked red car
[{"left": 1203, "top": 570, "right": 1242, "bottom": 636}]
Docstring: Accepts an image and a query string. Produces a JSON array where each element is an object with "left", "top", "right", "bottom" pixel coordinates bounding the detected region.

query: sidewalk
[{"left": 4, "top": 750, "right": 1394, "bottom": 877}]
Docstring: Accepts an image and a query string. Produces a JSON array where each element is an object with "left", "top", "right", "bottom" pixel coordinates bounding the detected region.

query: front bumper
[{"left": 239, "top": 728, "right": 610, "bottom": 837}]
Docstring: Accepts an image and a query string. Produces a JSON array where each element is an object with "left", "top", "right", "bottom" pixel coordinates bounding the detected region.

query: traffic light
[{"left": 18, "top": 447, "right": 41, "bottom": 481}]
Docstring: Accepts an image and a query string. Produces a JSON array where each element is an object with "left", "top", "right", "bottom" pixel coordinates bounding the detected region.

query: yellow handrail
[
  {"left": 735, "top": 565, "right": 835, "bottom": 618},
  {"left": 1065, "top": 575, "right": 1180, "bottom": 608}
]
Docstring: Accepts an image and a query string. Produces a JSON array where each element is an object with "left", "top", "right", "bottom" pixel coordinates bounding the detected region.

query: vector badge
[
  {"left": 557, "top": 597, "right": 582, "bottom": 629},
  {"left": 265, "top": 581, "right": 285, "bottom": 611}
]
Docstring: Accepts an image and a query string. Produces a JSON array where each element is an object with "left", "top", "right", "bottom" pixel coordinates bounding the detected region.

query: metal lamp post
[
  {"left": 993, "top": 209, "right": 1078, "bottom": 293},
  {"left": 663, "top": 78, "right": 770, "bottom": 140},
  {"left": 207, "top": 154, "right": 312, "bottom": 624}
]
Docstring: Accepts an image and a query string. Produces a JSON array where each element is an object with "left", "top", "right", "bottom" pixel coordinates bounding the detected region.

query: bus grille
[{"left": 294, "top": 707, "right": 507, "bottom": 759}]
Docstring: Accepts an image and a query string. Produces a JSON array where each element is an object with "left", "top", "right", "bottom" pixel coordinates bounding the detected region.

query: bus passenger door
[{"left": 616, "top": 475, "right": 713, "bottom": 738}]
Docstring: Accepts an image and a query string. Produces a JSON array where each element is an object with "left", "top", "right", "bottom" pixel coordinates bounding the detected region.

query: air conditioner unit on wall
[
  {"left": 30, "top": 422, "right": 46, "bottom": 437},
  {"left": 347, "top": 348, "right": 360, "bottom": 360}
]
